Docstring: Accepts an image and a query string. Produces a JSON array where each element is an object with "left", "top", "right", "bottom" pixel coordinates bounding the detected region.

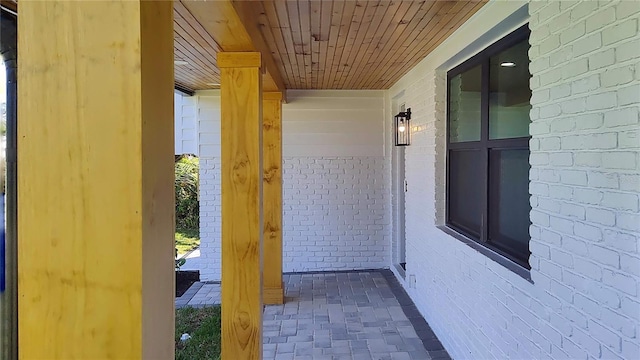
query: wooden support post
[
  {"left": 218, "top": 52, "right": 264, "bottom": 359},
  {"left": 17, "top": 1, "right": 175, "bottom": 359},
  {"left": 262, "top": 92, "right": 284, "bottom": 305}
]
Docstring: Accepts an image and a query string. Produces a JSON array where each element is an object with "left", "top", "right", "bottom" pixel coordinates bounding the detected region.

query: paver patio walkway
[{"left": 176, "top": 270, "right": 450, "bottom": 360}]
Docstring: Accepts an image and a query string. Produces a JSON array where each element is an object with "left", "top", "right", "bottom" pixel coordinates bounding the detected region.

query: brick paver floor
[
  {"left": 176, "top": 270, "right": 449, "bottom": 360},
  {"left": 175, "top": 282, "right": 220, "bottom": 308}
]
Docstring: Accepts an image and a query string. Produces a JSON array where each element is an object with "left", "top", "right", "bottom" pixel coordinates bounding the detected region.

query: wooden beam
[
  {"left": 219, "top": 51, "right": 264, "bottom": 359},
  {"left": 0, "top": 0, "right": 17, "bottom": 13},
  {"left": 18, "top": 1, "right": 174, "bottom": 358},
  {"left": 230, "top": 0, "right": 286, "bottom": 96},
  {"left": 181, "top": 0, "right": 287, "bottom": 101},
  {"left": 262, "top": 92, "right": 284, "bottom": 305}
]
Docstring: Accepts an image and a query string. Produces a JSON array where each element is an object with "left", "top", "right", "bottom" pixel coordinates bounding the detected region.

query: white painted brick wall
[
  {"left": 195, "top": 93, "right": 222, "bottom": 281},
  {"left": 198, "top": 157, "right": 221, "bottom": 281},
  {"left": 529, "top": 1, "right": 640, "bottom": 358},
  {"left": 198, "top": 156, "right": 389, "bottom": 280},
  {"left": 174, "top": 93, "right": 198, "bottom": 155},
  {"left": 387, "top": 1, "right": 640, "bottom": 359},
  {"left": 196, "top": 91, "right": 390, "bottom": 281},
  {"left": 282, "top": 156, "right": 389, "bottom": 272}
]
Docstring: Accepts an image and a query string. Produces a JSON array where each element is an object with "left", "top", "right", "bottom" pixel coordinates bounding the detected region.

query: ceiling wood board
[
  {"left": 174, "top": 1, "right": 222, "bottom": 91},
  {"left": 0, "top": 0, "right": 17, "bottom": 12},
  {"left": 9, "top": 0, "right": 485, "bottom": 92},
  {"left": 376, "top": 1, "right": 483, "bottom": 89},
  {"left": 259, "top": 0, "right": 486, "bottom": 90},
  {"left": 175, "top": 0, "right": 287, "bottom": 96}
]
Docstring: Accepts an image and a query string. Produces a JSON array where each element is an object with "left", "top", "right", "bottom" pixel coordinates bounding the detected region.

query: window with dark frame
[{"left": 446, "top": 25, "right": 532, "bottom": 268}]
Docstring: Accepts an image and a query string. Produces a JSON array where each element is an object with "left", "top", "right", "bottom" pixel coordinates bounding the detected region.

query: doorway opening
[{"left": 391, "top": 98, "right": 407, "bottom": 277}]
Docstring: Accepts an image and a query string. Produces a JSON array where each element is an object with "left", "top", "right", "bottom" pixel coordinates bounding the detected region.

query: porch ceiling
[
  {"left": 174, "top": 0, "right": 222, "bottom": 92},
  {"left": 2, "top": 0, "right": 487, "bottom": 92},
  {"left": 175, "top": 0, "right": 486, "bottom": 92}
]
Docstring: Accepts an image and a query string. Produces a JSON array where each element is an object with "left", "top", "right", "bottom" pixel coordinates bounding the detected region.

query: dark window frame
[{"left": 446, "top": 24, "right": 532, "bottom": 269}]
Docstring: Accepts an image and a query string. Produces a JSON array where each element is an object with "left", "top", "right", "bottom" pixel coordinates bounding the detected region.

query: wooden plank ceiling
[
  {"left": 0, "top": 0, "right": 17, "bottom": 12},
  {"left": 256, "top": 0, "right": 486, "bottom": 89},
  {"left": 5, "top": 0, "right": 486, "bottom": 92},
  {"left": 176, "top": 0, "right": 486, "bottom": 92},
  {"left": 174, "top": 0, "right": 222, "bottom": 91}
]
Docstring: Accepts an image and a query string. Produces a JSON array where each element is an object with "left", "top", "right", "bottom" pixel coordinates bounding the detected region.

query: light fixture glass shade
[{"left": 394, "top": 108, "right": 411, "bottom": 146}]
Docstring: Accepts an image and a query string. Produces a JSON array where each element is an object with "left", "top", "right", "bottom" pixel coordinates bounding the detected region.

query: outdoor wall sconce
[{"left": 394, "top": 108, "right": 411, "bottom": 146}]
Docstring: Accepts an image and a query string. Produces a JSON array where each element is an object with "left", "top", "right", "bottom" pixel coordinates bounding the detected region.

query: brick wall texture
[
  {"left": 528, "top": 1, "right": 639, "bottom": 358},
  {"left": 198, "top": 156, "right": 390, "bottom": 281},
  {"left": 196, "top": 1, "right": 639, "bottom": 358},
  {"left": 282, "top": 157, "right": 390, "bottom": 272},
  {"left": 198, "top": 157, "right": 221, "bottom": 281},
  {"left": 394, "top": 1, "right": 639, "bottom": 359}
]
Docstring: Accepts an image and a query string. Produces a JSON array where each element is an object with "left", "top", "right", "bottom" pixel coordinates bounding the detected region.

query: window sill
[{"left": 436, "top": 225, "right": 533, "bottom": 283}]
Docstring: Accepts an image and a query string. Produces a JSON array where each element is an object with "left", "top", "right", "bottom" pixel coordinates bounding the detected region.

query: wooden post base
[{"left": 264, "top": 284, "right": 284, "bottom": 305}]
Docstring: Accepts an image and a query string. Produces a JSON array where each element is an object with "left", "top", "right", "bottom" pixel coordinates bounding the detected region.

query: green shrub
[{"left": 175, "top": 155, "right": 199, "bottom": 231}]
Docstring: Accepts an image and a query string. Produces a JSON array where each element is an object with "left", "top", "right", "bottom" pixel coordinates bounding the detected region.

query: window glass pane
[
  {"left": 449, "top": 65, "right": 482, "bottom": 142},
  {"left": 449, "top": 149, "right": 483, "bottom": 237},
  {"left": 489, "top": 40, "right": 531, "bottom": 139},
  {"left": 489, "top": 149, "right": 531, "bottom": 261}
]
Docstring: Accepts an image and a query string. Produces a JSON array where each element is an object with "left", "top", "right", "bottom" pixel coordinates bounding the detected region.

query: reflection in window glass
[
  {"left": 489, "top": 40, "right": 531, "bottom": 139},
  {"left": 449, "top": 65, "right": 482, "bottom": 143},
  {"left": 449, "top": 149, "right": 483, "bottom": 237},
  {"left": 489, "top": 149, "right": 531, "bottom": 258},
  {"left": 446, "top": 25, "right": 532, "bottom": 268}
]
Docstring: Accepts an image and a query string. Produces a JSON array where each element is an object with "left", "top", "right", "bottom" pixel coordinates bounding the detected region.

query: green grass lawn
[
  {"left": 175, "top": 306, "right": 221, "bottom": 360},
  {"left": 176, "top": 228, "right": 200, "bottom": 256}
]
